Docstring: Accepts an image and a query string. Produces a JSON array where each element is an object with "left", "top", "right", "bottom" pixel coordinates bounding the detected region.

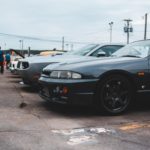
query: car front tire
[{"left": 96, "top": 74, "right": 133, "bottom": 115}]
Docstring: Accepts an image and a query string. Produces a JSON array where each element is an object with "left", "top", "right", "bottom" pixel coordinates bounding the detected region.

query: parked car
[
  {"left": 39, "top": 40, "right": 150, "bottom": 114},
  {"left": 39, "top": 51, "right": 64, "bottom": 56},
  {"left": 9, "top": 57, "right": 22, "bottom": 74},
  {"left": 17, "top": 44, "right": 124, "bottom": 85},
  {"left": 9, "top": 49, "right": 25, "bottom": 74}
]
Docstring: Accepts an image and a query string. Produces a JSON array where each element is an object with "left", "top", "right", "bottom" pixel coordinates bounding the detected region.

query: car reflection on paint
[{"left": 39, "top": 40, "right": 150, "bottom": 115}]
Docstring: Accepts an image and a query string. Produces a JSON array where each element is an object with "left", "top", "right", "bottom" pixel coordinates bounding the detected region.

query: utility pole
[
  {"left": 109, "top": 22, "right": 113, "bottom": 43},
  {"left": 62, "top": 36, "right": 64, "bottom": 51},
  {"left": 123, "top": 19, "right": 133, "bottom": 44},
  {"left": 19, "top": 40, "right": 24, "bottom": 55},
  {"left": 28, "top": 46, "right": 31, "bottom": 57},
  {"left": 144, "top": 13, "right": 148, "bottom": 40}
]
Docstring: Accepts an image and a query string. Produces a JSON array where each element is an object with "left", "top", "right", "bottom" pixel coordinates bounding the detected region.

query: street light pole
[
  {"left": 19, "top": 40, "right": 23, "bottom": 49},
  {"left": 62, "top": 36, "right": 64, "bottom": 51},
  {"left": 109, "top": 22, "right": 113, "bottom": 43},
  {"left": 19, "top": 40, "right": 24, "bottom": 55}
]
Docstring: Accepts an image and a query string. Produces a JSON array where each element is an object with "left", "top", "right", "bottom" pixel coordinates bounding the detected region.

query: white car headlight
[{"left": 50, "top": 71, "right": 82, "bottom": 79}]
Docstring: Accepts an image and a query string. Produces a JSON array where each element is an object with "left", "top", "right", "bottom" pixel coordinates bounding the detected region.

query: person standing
[
  {"left": 0, "top": 47, "right": 4, "bottom": 74},
  {"left": 5, "top": 52, "right": 11, "bottom": 69}
]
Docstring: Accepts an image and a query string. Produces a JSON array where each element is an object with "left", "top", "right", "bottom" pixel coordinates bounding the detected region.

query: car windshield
[
  {"left": 64, "top": 44, "right": 99, "bottom": 56},
  {"left": 112, "top": 40, "right": 150, "bottom": 58}
]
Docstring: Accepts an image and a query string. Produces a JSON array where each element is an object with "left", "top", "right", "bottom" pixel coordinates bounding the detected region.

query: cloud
[{"left": 0, "top": 0, "right": 150, "bottom": 49}]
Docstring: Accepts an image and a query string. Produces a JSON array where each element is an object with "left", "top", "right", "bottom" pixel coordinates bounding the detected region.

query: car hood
[
  {"left": 44, "top": 56, "right": 144, "bottom": 72},
  {"left": 19, "top": 55, "right": 52, "bottom": 63},
  {"left": 20, "top": 54, "right": 98, "bottom": 64}
]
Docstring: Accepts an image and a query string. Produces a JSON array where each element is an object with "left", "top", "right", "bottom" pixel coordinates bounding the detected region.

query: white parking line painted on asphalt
[
  {"left": 52, "top": 127, "right": 115, "bottom": 135},
  {"left": 67, "top": 135, "right": 95, "bottom": 145},
  {"left": 19, "top": 81, "right": 24, "bottom": 85},
  {"left": 52, "top": 127, "right": 115, "bottom": 145},
  {"left": 52, "top": 128, "right": 85, "bottom": 135},
  {"left": 90, "top": 127, "right": 113, "bottom": 134}
]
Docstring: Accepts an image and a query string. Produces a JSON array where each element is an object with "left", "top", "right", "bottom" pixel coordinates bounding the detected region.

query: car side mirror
[{"left": 97, "top": 51, "right": 106, "bottom": 57}]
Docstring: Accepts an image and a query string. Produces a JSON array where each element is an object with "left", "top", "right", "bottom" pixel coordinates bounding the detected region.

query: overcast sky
[{"left": 0, "top": 0, "right": 150, "bottom": 50}]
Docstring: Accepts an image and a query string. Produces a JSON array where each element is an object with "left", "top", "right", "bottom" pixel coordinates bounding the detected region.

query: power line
[{"left": 0, "top": 32, "right": 93, "bottom": 45}]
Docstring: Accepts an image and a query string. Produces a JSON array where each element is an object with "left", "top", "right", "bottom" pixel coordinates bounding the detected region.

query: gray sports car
[
  {"left": 39, "top": 40, "right": 150, "bottom": 114},
  {"left": 17, "top": 44, "right": 124, "bottom": 85}
]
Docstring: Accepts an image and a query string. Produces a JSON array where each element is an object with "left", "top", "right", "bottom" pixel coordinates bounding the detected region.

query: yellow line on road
[{"left": 119, "top": 122, "right": 150, "bottom": 131}]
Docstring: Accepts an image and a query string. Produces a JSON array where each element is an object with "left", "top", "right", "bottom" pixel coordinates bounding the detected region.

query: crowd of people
[{"left": 0, "top": 47, "right": 11, "bottom": 74}]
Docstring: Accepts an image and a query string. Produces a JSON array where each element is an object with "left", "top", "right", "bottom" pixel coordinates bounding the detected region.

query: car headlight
[{"left": 50, "top": 71, "right": 82, "bottom": 79}]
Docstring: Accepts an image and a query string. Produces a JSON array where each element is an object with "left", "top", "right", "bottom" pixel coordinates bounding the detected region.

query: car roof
[{"left": 90, "top": 43, "right": 125, "bottom": 46}]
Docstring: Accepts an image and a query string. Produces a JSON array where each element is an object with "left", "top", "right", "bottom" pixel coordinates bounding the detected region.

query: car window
[
  {"left": 64, "top": 44, "right": 99, "bottom": 56},
  {"left": 113, "top": 40, "right": 150, "bottom": 58},
  {"left": 90, "top": 45, "right": 123, "bottom": 57}
]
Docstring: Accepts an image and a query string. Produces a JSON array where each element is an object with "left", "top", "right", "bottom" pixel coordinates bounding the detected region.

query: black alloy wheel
[{"left": 98, "top": 75, "right": 133, "bottom": 114}]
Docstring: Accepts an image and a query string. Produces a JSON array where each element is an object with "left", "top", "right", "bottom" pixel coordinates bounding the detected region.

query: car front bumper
[
  {"left": 18, "top": 68, "right": 39, "bottom": 84},
  {"left": 39, "top": 77, "right": 98, "bottom": 105},
  {"left": 18, "top": 62, "right": 52, "bottom": 85}
]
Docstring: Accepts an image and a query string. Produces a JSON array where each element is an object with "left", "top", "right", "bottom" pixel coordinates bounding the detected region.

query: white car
[{"left": 10, "top": 57, "right": 22, "bottom": 74}]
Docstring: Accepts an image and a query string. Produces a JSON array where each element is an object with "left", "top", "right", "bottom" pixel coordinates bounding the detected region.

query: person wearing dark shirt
[
  {"left": 0, "top": 47, "right": 4, "bottom": 73},
  {"left": 5, "top": 53, "right": 11, "bottom": 69}
]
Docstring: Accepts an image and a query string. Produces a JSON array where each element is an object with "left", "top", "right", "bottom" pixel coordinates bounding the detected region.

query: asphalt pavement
[{"left": 0, "top": 70, "right": 150, "bottom": 150}]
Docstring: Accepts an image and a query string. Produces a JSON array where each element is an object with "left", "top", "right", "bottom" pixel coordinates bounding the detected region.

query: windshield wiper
[{"left": 121, "top": 55, "right": 141, "bottom": 58}]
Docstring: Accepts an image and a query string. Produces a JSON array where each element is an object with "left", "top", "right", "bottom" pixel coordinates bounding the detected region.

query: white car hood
[{"left": 20, "top": 55, "right": 97, "bottom": 64}]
